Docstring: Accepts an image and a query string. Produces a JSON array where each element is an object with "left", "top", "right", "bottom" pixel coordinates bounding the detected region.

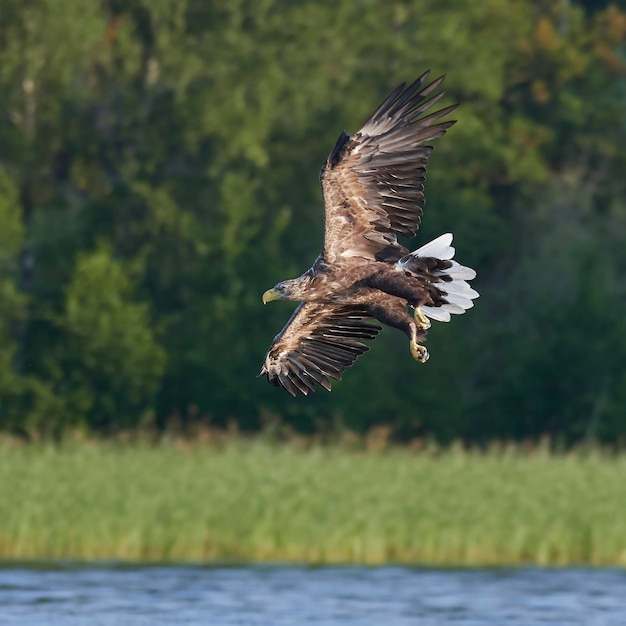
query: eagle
[{"left": 260, "top": 71, "right": 478, "bottom": 396}]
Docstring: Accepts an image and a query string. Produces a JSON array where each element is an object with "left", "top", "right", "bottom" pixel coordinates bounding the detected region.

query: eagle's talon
[
  {"left": 410, "top": 340, "right": 429, "bottom": 363},
  {"left": 414, "top": 307, "right": 431, "bottom": 330}
]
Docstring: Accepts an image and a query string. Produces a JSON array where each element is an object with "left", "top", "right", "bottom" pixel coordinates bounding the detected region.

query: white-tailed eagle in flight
[{"left": 260, "top": 71, "right": 478, "bottom": 396}]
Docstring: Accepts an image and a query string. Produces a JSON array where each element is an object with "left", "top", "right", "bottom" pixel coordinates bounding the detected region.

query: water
[{"left": 1, "top": 564, "right": 625, "bottom": 625}]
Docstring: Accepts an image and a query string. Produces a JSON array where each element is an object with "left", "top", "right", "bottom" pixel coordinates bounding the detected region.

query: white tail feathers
[
  {"left": 414, "top": 233, "right": 455, "bottom": 260},
  {"left": 402, "top": 233, "right": 479, "bottom": 323}
]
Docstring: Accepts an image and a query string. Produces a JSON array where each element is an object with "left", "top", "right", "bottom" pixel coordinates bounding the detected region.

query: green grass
[{"left": 1, "top": 438, "right": 626, "bottom": 565}]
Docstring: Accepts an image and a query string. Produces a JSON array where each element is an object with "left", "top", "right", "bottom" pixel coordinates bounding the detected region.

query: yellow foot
[
  {"left": 410, "top": 340, "right": 429, "bottom": 363},
  {"left": 414, "top": 307, "right": 431, "bottom": 330}
]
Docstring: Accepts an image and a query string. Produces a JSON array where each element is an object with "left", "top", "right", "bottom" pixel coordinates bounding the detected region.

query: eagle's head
[{"left": 262, "top": 278, "right": 308, "bottom": 304}]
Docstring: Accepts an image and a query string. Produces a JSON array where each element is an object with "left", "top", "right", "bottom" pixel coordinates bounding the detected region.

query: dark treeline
[{"left": 0, "top": 0, "right": 625, "bottom": 442}]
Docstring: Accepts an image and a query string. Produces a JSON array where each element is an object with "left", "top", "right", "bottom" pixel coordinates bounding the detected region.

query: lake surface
[{"left": 1, "top": 563, "right": 625, "bottom": 625}]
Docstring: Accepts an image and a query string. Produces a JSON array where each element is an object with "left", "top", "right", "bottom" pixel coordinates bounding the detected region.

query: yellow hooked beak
[{"left": 262, "top": 288, "right": 280, "bottom": 304}]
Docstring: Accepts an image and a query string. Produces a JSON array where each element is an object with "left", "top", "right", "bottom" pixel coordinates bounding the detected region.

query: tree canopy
[{"left": 0, "top": 0, "right": 625, "bottom": 443}]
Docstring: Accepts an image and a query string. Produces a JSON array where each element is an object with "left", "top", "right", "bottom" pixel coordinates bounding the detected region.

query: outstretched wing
[
  {"left": 259, "top": 302, "right": 381, "bottom": 396},
  {"left": 321, "top": 70, "right": 457, "bottom": 263}
]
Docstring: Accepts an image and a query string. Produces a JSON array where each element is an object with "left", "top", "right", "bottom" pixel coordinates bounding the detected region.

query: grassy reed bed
[{"left": 1, "top": 438, "right": 626, "bottom": 566}]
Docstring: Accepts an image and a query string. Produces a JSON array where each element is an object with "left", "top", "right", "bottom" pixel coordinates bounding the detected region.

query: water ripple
[{"left": 0, "top": 564, "right": 625, "bottom": 625}]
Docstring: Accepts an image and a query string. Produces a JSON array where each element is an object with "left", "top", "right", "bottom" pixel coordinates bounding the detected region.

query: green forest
[{"left": 0, "top": 0, "right": 625, "bottom": 443}]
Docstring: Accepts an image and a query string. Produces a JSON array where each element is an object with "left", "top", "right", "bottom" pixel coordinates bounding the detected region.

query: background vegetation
[
  {"left": 2, "top": 437, "right": 626, "bottom": 565},
  {"left": 0, "top": 0, "right": 625, "bottom": 443}
]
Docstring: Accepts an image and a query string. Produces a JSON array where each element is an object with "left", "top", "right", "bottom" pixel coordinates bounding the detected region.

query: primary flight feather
[{"left": 260, "top": 71, "right": 478, "bottom": 396}]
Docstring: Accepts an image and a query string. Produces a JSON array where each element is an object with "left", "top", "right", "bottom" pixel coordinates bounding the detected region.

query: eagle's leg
[
  {"left": 414, "top": 307, "right": 431, "bottom": 330},
  {"left": 367, "top": 301, "right": 429, "bottom": 364},
  {"left": 364, "top": 270, "right": 431, "bottom": 332}
]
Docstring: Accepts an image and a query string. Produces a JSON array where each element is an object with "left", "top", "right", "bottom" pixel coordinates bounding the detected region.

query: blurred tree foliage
[{"left": 0, "top": 0, "right": 624, "bottom": 442}]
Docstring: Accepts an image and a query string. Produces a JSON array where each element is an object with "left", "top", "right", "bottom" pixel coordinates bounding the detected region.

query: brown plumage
[{"left": 260, "top": 71, "right": 479, "bottom": 396}]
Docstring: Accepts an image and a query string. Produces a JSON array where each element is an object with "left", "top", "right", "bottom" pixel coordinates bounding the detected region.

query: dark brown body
[{"left": 284, "top": 253, "right": 451, "bottom": 341}]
